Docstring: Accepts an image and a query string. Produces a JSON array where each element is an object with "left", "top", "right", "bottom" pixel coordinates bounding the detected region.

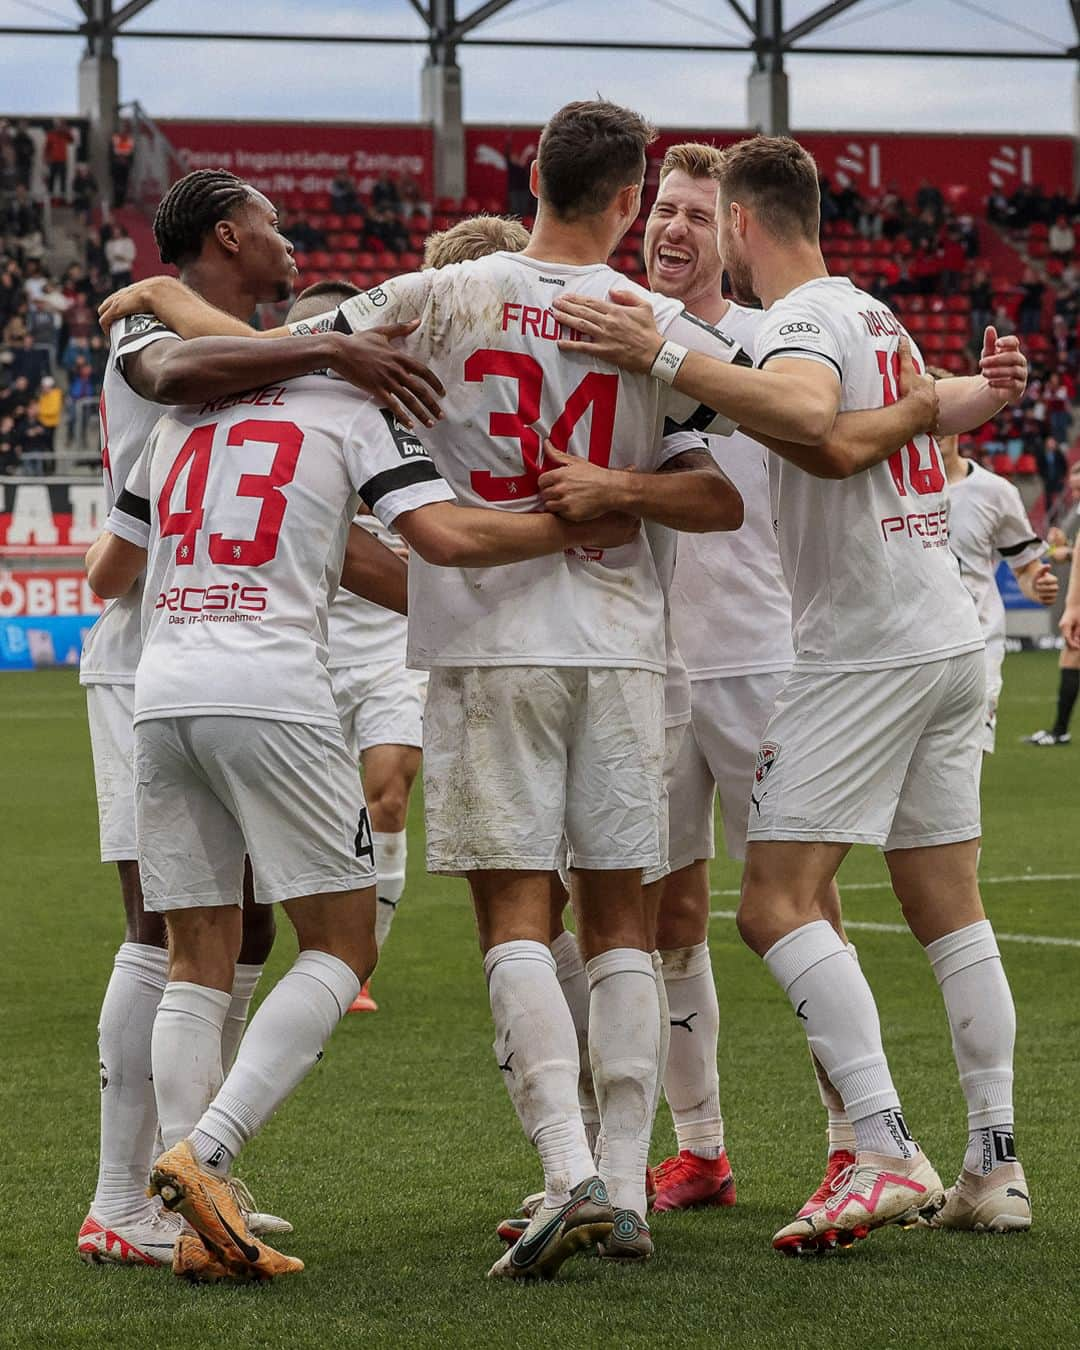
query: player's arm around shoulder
[
  {"left": 340, "top": 522, "right": 408, "bottom": 615},
  {"left": 86, "top": 476, "right": 151, "bottom": 599}
]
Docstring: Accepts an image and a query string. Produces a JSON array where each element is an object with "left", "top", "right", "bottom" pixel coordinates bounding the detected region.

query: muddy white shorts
[
  {"left": 134, "top": 716, "right": 377, "bottom": 912},
  {"left": 423, "top": 665, "right": 665, "bottom": 874},
  {"left": 330, "top": 659, "right": 426, "bottom": 760},
  {"left": 85, "top": 682, "right": 137, "bottom": 863},
  {"left": 667, "top": 669, "right": 790, "bottom": 868},
  {"left": 745, "top": 651, "right": 985, "bottom": 851}
]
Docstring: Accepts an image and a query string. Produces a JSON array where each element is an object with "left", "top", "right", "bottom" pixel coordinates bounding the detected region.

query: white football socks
[
  {"left": 588, "top": 947, "right": 660, "bottom": 1216},
  {"left": 660, "top": 943, "right": 724, "bottom": 1159},
  {"left": 485, "top": 940, "right": 595, "bottom": 1208},
  {"left": 220, "top": 963, "right": 263, "bottom": 1074},
  {"left": 926, "top": 920, "right": 1017, "bottom": 1175},
  {"left": 151, "top": 981, "right": 229, "bottom": 1151},
  {"left": 191, "top": 950, "right": 359, "bottom": 1174},
  {"left": 764, "top": 922, "right": 915, "bottom": 1160},
  {"left": 810, "top": 942, "right": 858, "bottom": 1156},
  {"left": 550, "top": 929, "right": 601, "bottom": 1156},
  {"left": 652, "top": 950, "right": 671, "bottom": 1127},
  {"left": 373, "top": 829, "right": 406, "bottom": 951},
  {"left": 92, "top": 942, "right": 169, "bottom": 1224}
]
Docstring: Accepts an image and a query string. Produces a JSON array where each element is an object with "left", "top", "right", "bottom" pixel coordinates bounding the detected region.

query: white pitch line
[{"left": 709, "top": 908, "right": 1080, "bottom": 949}]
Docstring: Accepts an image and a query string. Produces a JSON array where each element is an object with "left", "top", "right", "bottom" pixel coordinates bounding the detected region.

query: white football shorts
[
  {"left": 745, "top": 651, "right": 985, "bottom": 850},
  {"left": 982, "top": 639, "right": 1005, "bottom": 755},
  {"left": 85, "top": 682, "right": 137, "bottom": 863},
  {"left": 134, "top": 716, "right": 377, "bottom": 912},
  {"left": 667, "top": 669, "right": 790, "bottom": 869},
  {"left": 330, "top": 659, "right": 426, "bottom": 760},
  {"left": 423, "top": 665, "right": 665, "bottom": 874}
]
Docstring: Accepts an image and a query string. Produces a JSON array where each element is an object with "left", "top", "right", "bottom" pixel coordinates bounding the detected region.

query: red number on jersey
[
  {"left": 464, "top": 349, "right": 619, "bottom": 502},
  {"left": 876, "top": 348, "right": 945, "bottom": 497},
  {"left": 158, "top": 422, "right": 213, "bottom": 565},
  {"left": 208, "top": 420, "right": 304, "bottom": 566},
  {"left": 158, "top": 419, "right": 304, "bottom": 566}
]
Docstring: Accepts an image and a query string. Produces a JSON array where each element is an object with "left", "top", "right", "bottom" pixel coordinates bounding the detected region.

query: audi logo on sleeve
[{"left": 777, "top": 322, "right": 821, "bottom": 337}]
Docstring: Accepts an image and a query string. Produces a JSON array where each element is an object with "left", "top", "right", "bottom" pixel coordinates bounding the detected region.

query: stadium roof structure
[{"left": 7, "top": 1, "right": 1080, "bottom": 195}]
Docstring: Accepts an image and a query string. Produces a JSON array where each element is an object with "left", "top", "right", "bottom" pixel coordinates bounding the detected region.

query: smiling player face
[{"left": 644, "top": 169, "right": 723, "bottom": 308}]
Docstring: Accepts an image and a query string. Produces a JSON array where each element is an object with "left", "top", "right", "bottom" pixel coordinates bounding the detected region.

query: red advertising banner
[
  {"left": 0, "top": 478, "right": 108, "bottom": 558},
  {"left": 160, "top": 121, "right": 434, "bottom": 207},
  {"left": 464, "top": 126, "right": 1075, "bottom": 213},
  {"left": 0, "top": 570, "right": 102, "bottom": 619}
]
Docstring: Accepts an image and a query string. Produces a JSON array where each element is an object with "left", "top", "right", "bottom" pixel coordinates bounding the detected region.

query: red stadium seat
[
  {"left": 852, "top": 239, "right": 872, "bottom": 256},
  {"left": 927, "top": 313, "right": 948, "bottom": 332},
  {"left": 399, "top": 252, "right": 422, "bottom": 270},
  {"left": 946, "top": 313, "right": 968, "bottom": 333},
  {"left": 345, "top": 214, "right": 366, "bottom": 231},
  {"left": 308, "top": 251, "right": 332, "bottom": 270},
  {"left": 943, "top": 352, "right": 969, "bottom": 373},
  {"left": 311, "top": 193, "right": 332, "bottom": 213},
  {"left": 870, "top": 237, "right": 892, "bottom": 255},
  {"left": 945, "top": 294, "right": 969, "bottom": 312},
  {"left": 1029, "top": 222, "right": 1049, "bottom": 239},
  {"left": 992, "top": 453, "right": 1015, "bottom": 476},
  {"left": 943, "top": 333, "right": 967, "bottom": 352},
  {"left": 331, "top": 252, "right": 355, "bottom": 273},
  {"left": 905, "top": 295, "right": 927, "bottom": 313},
  {"left": 1015, "top": 453, "right": 1039, "bottom": 475}
]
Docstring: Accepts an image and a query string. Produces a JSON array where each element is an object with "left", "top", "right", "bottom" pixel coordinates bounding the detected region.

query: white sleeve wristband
[{"left": 650, "top": 340, "right": 689, "bottom": 385}]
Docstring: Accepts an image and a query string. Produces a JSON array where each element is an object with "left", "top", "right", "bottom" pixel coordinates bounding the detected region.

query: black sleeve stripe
[
  {"left": 333, "top": 309, "right": 354, "bottom": 335},
  {"left": 758, "top": 347, "right": 843, "bottom": 380},
  {"left": 359, "top": 460, "right": 442, "bottom": 509},
  {"left": 116, "top": 325, "right": 169, "bottom": 353},
  {"left": 665, "top": 403, "right": 726, "bottom": 434},
  {"left": 115, "top": 487, "right": 151, "bottom": 523},
  {"left": 998, "top": 537, "right": 1042, "bottom": 558}
]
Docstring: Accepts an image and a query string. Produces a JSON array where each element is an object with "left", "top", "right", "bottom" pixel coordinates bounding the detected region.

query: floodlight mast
[{"left": 3, "top": 1, "right": 1080, "bottom": 204}]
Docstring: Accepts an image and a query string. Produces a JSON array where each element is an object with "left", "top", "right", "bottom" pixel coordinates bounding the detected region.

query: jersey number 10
[
  {"left": 876, "top": 348, "right": 945, "bottom": 497},
  {"left": 158, "top": 419, "right": 303, "bottom": 566}
]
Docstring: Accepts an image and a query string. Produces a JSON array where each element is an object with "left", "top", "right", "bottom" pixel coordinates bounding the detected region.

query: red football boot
[
  {"left": 651, "top": 1149, "right": 736, "bottom": 1213},
  {"left": 797, "top": 1149, "right": 856, "bottom": 1218}
]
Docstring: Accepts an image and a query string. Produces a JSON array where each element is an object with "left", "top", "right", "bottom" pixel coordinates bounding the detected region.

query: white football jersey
[
  {"left": 754, "top": 276, "right": 984, "bottom": 671},
  {"left": 669, "top": 303, "right": 795, "bottom": 680},
  {"left": 326, "top": 512, "right": 408, "bottom": 669},
  {"left": 105, "top": 375, "right": 455, "bottom": 727},
  {"left": 79, "top": 314, "right": 180, "bottom": 685},
  {"left": 295, "top": 252, "right": 749, "bottom": 672},
  {"left": 948, "top": 459, "right": 1045, "bottom": 647}
]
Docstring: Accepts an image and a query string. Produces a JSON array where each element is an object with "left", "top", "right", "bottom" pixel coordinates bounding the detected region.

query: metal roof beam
[
  {"left": 452, "top": 0, "right": 518, "bottom": 40},
  {"left": 112, "top": 0, "right": 159, "bottom": 27},
  {"left": 724, "top": 0, "right": 754, "bottom": 28},
  {"left": 783, "top": 0, "right": 864, "bottom": 46}
]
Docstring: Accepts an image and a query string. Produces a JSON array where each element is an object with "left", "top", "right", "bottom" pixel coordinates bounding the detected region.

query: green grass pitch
[{"left": 1, "top": 655, "right": 1077, "bottom": 1349}]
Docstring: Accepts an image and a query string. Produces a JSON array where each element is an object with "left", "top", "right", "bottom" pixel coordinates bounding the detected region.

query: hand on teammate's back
[
  {"left": 554, "top": 290, "right": 664, "bottom": 372},
  {"left": 325, "top": 326, "right": 445, "bottom": 430},
  {"left": 896, "top": 337, "right": 939, "bottom": 436},
  {"left": 978, "top": 325, "right": 1028, "bottom": 404}
]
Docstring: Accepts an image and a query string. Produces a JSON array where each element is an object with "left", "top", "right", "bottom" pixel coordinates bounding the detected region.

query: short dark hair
[
  {"left": 286, "top": 279, "right": 361, "bottom": 324},
  {"left": 537, "top": 100, "right": 655, "bottom": 220},
  {"left": 713, "top": 136, "right": 820, "bottom": 242},
  {"left": 153, "top": 169, "right": 252, "bottom": 267}
]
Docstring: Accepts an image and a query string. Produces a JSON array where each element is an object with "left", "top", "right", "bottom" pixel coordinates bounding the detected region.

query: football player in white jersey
[
  {"left": 84, "top": 277, "right": 639, "bottom": 1282},
  {"left": 934, "top": 369, "right": 1057, "bottom": 755},
  {"left": 106, "top": 102, "right": 755, "bottom": 1276},
  {"left": 78, "top": 169, "right": 439, "bottom": 1267},
  {"left": 554, "top": 134, "right": 1033, "bottom": 1250}
]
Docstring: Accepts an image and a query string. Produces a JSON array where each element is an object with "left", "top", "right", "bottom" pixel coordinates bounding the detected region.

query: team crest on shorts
[{"left": 755, "top": 741, "right": 780, "bottom": 785}]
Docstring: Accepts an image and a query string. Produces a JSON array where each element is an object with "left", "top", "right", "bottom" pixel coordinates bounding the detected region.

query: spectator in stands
[
  {"left": 940, "top": 226, "right": 967, "bottom": 295},
  {"left": 37, "top": 372, "right": 61, "bottom": 448},
  {"left": 9, "top": 332, "right": 47, "bottom": 387},
  {"left": 367, "top": 205, "right": 408, "bottom": 254},
  {"left": 12, "top": 120, "right": 35, "bottom": 191},
  {"left": 1043, "top": 370, "right": 1072, "bottom": 442},
  {"left": 1036, "top": 436, "right": 1069, "bottom": 516},
  {"left": 0, "top": 262, "right": 21, "bottom": 328},
  {"left": 110, "top": 121, "right": 135, "bottom": 206},
  {"left": 398, "top": 173, "right": 429, "bottom": 220},
  {"left": 44, "top": 120, "right": 74, "bottom": 201},
  {"left": 65, "top": 356, "right": 96, "bottom": 447},
  {"left": 0, "top": 120, "right": 15, "bottom": 193},
  {"left": 0, "top": 413, "right": 19, "bottom": 474},
  {"left": 969, "top": 267, "right": 993, "bottom": 339},
  {"left": 1017, "top": 266, "right": 1046, "bottom": 334},
  {"left": 20, "top": 396, "right": 51, "bottom": 474},
  {"left": 0, "top": 373, "right": 31, "bottom": 422},
  {"left": 1049, "top": 214, "right": 1075, "bottom": 262},
  {"left": 84, "top": 225, "right": 106, "bottom": 275},
  {"left": 71, "top": 162, "right": 98, "bottom": 224},
  {"left": 282, "top": 210, "right": 326, "bottom": 253},
  {"left": 916, "top": 177, "right": 944, "bottom": 224},
  {"left": 330, "top": 171, "right": 357, "bottom": 215},
  {"left": 3, "top": 184, "right": 43, "bottom": 242},
  {"left": 104, "top": 223, "right": 136, "bottom": 289},
  {"left": 3, "top": 301, "right": 28, "bottom": 344},
  {"left": 86, "top": 332, "right": 107, "bottom": 385},
  {"left": 371, "top": 171, "right": 401, "bottom": 211}
]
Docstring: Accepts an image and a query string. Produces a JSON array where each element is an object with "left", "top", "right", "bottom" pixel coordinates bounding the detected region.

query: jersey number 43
[{"left": 159, "top": 419, "right": 303, "bottom": 566}]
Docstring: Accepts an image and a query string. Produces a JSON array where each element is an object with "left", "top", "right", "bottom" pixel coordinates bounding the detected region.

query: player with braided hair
[{"left": 78, "top": 169, "right": 442, "bottom": 1271}]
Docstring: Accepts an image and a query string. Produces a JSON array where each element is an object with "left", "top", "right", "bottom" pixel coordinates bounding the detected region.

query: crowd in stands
[{"left": 1, "top": 130, "right": 1077, "bottom": 516}]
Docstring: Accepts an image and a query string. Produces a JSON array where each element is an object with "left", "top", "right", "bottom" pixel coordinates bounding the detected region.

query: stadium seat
[
  {"left": 905, "top": 295, "right": 927, "bottom": 313},
  {"left": 345, "top": 214, "right": 366, "bottom": 231},
  {"left": 946, "top": 314, "right": 967, "bottom": 333},
  {"left": 308, "top": 251, "right": 332, "bottom": 270},
  {"left": 1015, "top": 453, "right": 1039, "bottom": 475},
  {"left": 992, "top": 453, "right": 1015, "bottom": 476},
  {"left": 945, "top": 294, "right": 969, "bottom": 312},
  {"left": 943, "top": 333, "right": 967, "bottom": 352}
]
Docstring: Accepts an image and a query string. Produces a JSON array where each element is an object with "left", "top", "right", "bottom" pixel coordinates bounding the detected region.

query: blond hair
[
  {"left": 659, "top": 142, "right": 725, "bottom": 184},
  {"left": 423, "top": 215, "right": 530, "bottom": 268}
]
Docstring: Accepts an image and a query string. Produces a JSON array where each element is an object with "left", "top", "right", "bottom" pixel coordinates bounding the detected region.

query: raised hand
[
  {"left": 325, "top": 325, "right": 444, "bottom": 428},
  {"left": 979, "top": 325, "right": 1027, "bottom": 404}
]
